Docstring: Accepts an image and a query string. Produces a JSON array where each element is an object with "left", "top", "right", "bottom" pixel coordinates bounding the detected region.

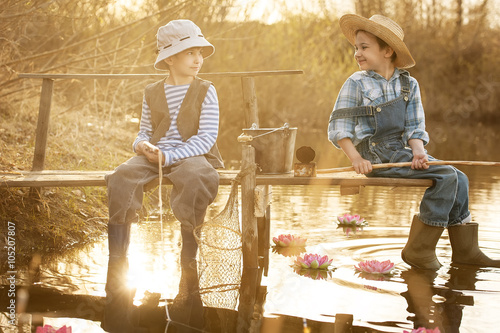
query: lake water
[{"left": 5, "top": 166, "right": 500, "bottom": 332}]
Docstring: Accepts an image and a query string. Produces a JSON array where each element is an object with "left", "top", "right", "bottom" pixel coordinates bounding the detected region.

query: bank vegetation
[{"left": 1, "top": 0, "right": 498, "bottom": 267}]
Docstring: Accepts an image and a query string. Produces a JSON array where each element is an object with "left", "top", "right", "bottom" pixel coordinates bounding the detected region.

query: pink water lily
[
  {"left": 403, "top": 328, "right": 441, "bottom": 333},
  {"left": 337, "top": 213, "right": 368, "bottom": 226},
  {"left": 293, "top": 253, "right": 333, "bottom": 270},
  {"left": 36, "top": 325, "right": 72, "bottom": 333},
  {"left": 272, "top": 234, "right": 307, "bottom": 247},
  {"left": 355, "top": 260, "right": 395, "bottom": 275}
]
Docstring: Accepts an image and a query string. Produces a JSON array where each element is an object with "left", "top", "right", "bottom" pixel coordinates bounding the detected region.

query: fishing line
[
  {"left": 158, "top": 149, "right": 164, "bottom": 244},
  {"left": 158, "top": 149, "right": 170, "bottom": 323}
]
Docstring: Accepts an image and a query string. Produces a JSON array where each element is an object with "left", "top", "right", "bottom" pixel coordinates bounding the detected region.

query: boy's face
[
  {"left": 354, "top": 31, "right": 394, "bottom": 73},
  {"left": 165, "top": 47, "right": 204, "bottom": 78}
]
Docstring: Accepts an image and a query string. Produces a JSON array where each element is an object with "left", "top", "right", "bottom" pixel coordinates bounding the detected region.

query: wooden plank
[
  {"left": 144, "top": 171, "right": 236, "bottom": 189},
  {"left": 254, "top": 185, "right": 271, "bottom": 217},
  {"left": 241, "top": 145, "right": 259, "bottom": 269},
  {"left": 32, "top": 78, "right": 54, "bottom": 171},
  {"left": 258, "top": 204, "right": 271, "bottom": 276},
  {"left": 254, "top": 173, "right": 434, "bottom": 187},
  {"left": 0, "top": 170, "right": 237, "bottom": 187},
  {"left": 17, "top": 70, "right": 304, "bottom": 80},
  {"left": 237, "top": 267, "right": 263, "bottom": 331},
  {"left": 241, "top": 77, "right": 259, "bottom": 127},
  {"left": 0, "top": 170, "right": 433, "bottom": 188}
]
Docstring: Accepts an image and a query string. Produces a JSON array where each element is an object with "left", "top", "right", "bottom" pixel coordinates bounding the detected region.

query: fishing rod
[{"left": 317, "top": 160, "right": 500, "bottom": 174}]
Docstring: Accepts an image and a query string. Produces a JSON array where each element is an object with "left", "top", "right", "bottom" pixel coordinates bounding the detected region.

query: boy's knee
[
  {"left": 179, "top": 156, "right": 214, "bottom": 171},
  {"left": 455, "top": 169, "right": 468, "bottom": 182},
  {"left": 455, "top": 169, "right": 469, "bottom": 188},
  {"left": 107, "top": 156, "right": 151, "bottom": 182},
  {"left": 175, "top": 157, "right": 218, "bottom": 181}
]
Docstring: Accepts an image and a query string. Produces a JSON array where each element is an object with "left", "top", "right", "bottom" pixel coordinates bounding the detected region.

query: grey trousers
[{"left": 105, "top": 155, "right": 219, "bottom": 232}]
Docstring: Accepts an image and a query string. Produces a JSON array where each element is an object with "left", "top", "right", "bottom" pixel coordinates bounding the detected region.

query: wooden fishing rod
[{"left": 317, "top": 160, "right": 500, "bottom": 174}]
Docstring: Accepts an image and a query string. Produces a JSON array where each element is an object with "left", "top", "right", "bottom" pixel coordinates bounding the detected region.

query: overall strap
[
  {"left": 399, "top": 70, "right": 411, "bottom": 100},
  {"left": 330, "top": 71, "right": 412, "bottom": 123},
  {"left": 329, "top": 105, "right": 374, "bottom": 122}
]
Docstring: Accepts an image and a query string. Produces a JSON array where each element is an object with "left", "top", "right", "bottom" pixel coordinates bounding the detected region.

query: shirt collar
[{"left": 363, "top": 68, "right": 407, "bottom": 82}]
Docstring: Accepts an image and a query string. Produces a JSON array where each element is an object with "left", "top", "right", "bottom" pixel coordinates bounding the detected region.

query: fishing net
[{"left": 194, "top": 180, "right": 242, "bottom": 310}]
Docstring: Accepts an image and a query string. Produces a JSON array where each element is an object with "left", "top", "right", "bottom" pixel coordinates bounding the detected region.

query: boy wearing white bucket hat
[
  {"left": 328, "top": 14, "right": 499, "bottom": 270},
  {"left": 102, "top": 19, "right": 223, "bottom": 331}
]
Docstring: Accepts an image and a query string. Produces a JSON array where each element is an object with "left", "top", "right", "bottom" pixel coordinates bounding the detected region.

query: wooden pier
[{"left": 0, "top": 71, "right": 433, "bottom": 275}]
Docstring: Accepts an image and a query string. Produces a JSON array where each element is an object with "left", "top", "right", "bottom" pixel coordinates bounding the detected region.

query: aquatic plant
[
  {"left": 403, "top": 327, "right": 441, "bottom": 333},
  {"left": 336, "top": 213, "right": 368, "bottom": 227},
  {"left": 293, "top": 253, "right": 333, "bottom": 270},
  {"left": 272, "top": 234, "right": 307, "bottom": 247},
  {"left": 36, "top": 325, "right": 72, "bottom": 333},
  {"left": 355, "top": 260, "right": 395, "bottom": 275},
  {"left": 336, "top": 214, "right": 368, "bottom": 236}
]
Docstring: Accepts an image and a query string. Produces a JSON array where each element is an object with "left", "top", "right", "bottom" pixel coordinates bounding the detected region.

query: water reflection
[
  {"left": 101, "top": 256, "right": 139, "bottom": 332},
  {"left": 400, "top": 266, "right": 481, "bottom": 333},
  {"left": 3, "top": 169, "right": 500, "bottom": 332},
  {"left": 166, "top": 259, "right": 204, "bottom": 332}
]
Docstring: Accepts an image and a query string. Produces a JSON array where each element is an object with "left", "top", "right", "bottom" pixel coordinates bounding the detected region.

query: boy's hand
[
  {"left": 352, "top": 156, "right": 373, "bottom": 174},
  {"left": 411, "top": 151, "right": 429, "bottom": 170},
  {"left": 337, "top": 138, "right": 372, "bottom": 174},
  {"left": 137, "top": 141, "right": 165, "bottom": 165},
  {"left": 408, "top": 138, "right": 429, "bottom": 170}
]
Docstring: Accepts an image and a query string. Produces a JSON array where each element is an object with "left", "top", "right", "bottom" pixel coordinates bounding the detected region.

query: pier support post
[
  {"left": 32, "top": 78, "right": 54, "bottom": 171},
  {"left": 241, "top": 144, "right": 258, "bottom": 269},
  {"left": 241, "top": 77, "right": 259, "bottom": 128}
]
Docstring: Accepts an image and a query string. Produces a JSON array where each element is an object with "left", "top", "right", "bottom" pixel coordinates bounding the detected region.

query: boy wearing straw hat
[
  {"left": 102, "top": 19, "right": 223, "bottom": 331},
  {"left": 328, "top": 14, "right": 499, "bottom": 269}
]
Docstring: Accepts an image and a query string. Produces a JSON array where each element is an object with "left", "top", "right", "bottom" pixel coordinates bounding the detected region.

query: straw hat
[
  {"left": 339, "top": 14, "right": 415, "bottom": 69},
  {"left": 154, "top": 20, "right": 214, "bottom": 70}
]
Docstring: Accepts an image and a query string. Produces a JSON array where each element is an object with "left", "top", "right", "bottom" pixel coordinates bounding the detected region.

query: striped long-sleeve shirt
[
  {"left": 133, "top": 83, "right": 219, "bottom": 167},
  {"left": 328, "top": 69, "right": 429, "bottom": 149}
]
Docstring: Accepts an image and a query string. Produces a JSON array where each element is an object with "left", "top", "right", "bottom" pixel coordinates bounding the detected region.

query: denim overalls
[{"left": 330, "top": 73, "right": 470, "bottom": 228}]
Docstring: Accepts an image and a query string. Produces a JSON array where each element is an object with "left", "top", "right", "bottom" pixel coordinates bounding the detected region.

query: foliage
[
  {"left": 1, "top": 0, "right": 499, "bottom": 167},
  {"left": 0, "top": 0, "right": 498, "bottom": 263},
  {"left": 0, "top": 186, "right": 108, "bottom": 270}
]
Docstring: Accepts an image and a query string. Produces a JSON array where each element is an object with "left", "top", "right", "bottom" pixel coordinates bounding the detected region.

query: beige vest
[{"left": 144, "top": 77, "right": 224, "bottom": 169}]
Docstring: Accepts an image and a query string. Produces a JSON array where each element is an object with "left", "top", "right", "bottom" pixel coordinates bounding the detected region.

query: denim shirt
[{"left": 328, "top": 69, "right": 429, "bottom": 149}]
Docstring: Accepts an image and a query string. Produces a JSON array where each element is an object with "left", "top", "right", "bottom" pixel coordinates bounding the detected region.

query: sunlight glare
[
  {"left": 230, "top": 0, "right": 354, "bottom": 24},
  {"left": 111, "top": 0, "right": 145, "bottom": 16}
]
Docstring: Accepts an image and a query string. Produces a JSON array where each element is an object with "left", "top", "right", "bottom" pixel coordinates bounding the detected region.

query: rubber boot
[
  {"left": 402, "top": 215, "right": 444, "bottom": 270},
  {"left": 180, "top": 228, "right": 198, "bottom": 266},
  {"left": 108, "top": 223, "right": 131, "bottom": 258},
  {"left": 448, "top": 223, "right": 500, "bottom": 268}
]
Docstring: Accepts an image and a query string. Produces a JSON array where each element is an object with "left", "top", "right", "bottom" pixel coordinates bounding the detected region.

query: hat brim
[
  {"left": 339, "top": 14, "right": 415, "bottom": 69},
  {"left": 154, "top": 36, "right": 215, "bottom": 70}
]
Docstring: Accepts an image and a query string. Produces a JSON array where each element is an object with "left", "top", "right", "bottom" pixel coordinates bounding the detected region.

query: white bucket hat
[
  {"left": 154, "top": 19, "right": 215, "bottom": 70},
  {"left": 339, "top": 14, "right": 415, "bottom": 69}
]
